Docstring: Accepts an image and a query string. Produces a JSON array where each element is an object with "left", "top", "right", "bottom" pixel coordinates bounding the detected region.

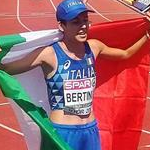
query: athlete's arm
[
  {"left": 88, "top": 33, "right": 149, "bottom": 60},
  {"left": 0, "top": 46, "right": 46, "bottom": 75}
]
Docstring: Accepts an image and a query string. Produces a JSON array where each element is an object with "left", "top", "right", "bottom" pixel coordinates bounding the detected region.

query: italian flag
[
  {"left": 0, "top": 17, "right": 150, "bottom": 150},
  {"left": 0, "top": 30, "right": 72, "bottom": 150}
]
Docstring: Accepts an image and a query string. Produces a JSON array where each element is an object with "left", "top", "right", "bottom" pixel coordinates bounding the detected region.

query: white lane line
[
  {"left": 0, "top": 102, "right": 9, "bottom": 106},
  {"left": 48, "top": 0, "right": 56, "bottom": 11},
  {"left": 16, "top": 0, "right": 32, "bottom": 31},
  {"left": 87, "top": 3, "right": 112, "bottom": 22},
  {"left": 142, "top": 129, "right": 150, "bottom": 135},
  {"left": 0, "top": 123, "right": 24, "bottom": 136}
]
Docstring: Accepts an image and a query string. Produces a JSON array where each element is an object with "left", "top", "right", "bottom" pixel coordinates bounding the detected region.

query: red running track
[{"left": 0, "top": 0, "right": 142, "bottom": 35}]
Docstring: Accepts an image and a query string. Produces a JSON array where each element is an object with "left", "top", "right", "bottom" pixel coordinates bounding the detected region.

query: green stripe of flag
[
  {"left": 0, "top": 32, "right": 73, "bottom": 150},
  {"left": 0, "top": 70, "right": 72, "bottom": 150},
  {"left": 0, "top": 34, "right": 26, "bottom": 61}
]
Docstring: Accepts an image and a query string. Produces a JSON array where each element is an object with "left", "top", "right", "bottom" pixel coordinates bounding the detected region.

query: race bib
[{"left": 63, "top": 77, "right": 96, "bottom": 115}]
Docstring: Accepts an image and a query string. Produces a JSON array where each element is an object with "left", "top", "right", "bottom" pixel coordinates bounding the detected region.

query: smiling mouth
[
  {"left": 78, "top": 32, "right": 87, "bottom": 37},
  {"left": 79, "top": 34, "right": 87, "bottom": 38}
]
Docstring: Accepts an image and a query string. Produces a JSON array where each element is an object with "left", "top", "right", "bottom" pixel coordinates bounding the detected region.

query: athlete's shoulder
[
  {"left": 87, "top": 39, "right": 104, "bottom": 47},
  {"left": 32, "top": 44, "right": 56, "bottom": 65},
  {"left": 41, "top": 44, "right": 56, "bottom": 55},
  {"left": 87, "top": 39, "right": 106, "bottom": 58}
]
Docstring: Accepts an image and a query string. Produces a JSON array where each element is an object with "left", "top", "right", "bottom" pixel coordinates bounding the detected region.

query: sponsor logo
[
  {"left": 64, "top": 60, "right": 71, "bottom": 70},
  {"left": 64, "top": 77, "right": 96, "bottom": 90}
]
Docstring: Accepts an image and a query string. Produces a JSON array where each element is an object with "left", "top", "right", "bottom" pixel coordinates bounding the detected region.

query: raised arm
[{"left": 89, "top": 31, "right": 150, "bottom": 60}]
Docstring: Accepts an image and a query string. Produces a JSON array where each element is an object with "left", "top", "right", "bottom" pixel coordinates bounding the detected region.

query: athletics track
[{"left": 0, "top": 0, "right": 150, "bottom": 150}]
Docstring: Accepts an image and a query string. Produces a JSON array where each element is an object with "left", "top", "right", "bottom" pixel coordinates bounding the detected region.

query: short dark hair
[{"left": 59, "top": 20, "right": 67, "bottom": 25}]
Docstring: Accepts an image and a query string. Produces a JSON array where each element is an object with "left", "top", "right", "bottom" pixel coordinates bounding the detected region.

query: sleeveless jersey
[{"left": 45, "top": 42, "right": 96, "bottom": 115}]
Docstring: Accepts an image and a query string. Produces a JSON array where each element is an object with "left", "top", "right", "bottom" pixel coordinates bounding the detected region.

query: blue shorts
[{"left": 52, "top": 120, "right": 101, "bottom": 150}]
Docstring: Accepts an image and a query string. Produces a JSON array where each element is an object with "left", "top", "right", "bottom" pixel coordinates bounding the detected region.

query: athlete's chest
[{"left": 60, "top": 58, "right": 96, "bottom": 80}]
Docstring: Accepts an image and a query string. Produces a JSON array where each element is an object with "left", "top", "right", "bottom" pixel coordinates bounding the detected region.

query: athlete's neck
[{"left": 62, "top": 39, "right": 85, "bottom": 54}]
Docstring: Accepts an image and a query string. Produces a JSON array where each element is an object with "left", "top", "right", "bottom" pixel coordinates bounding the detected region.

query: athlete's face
[{"left": 62, "top": 12, "right": 90, "bottom": 42}]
